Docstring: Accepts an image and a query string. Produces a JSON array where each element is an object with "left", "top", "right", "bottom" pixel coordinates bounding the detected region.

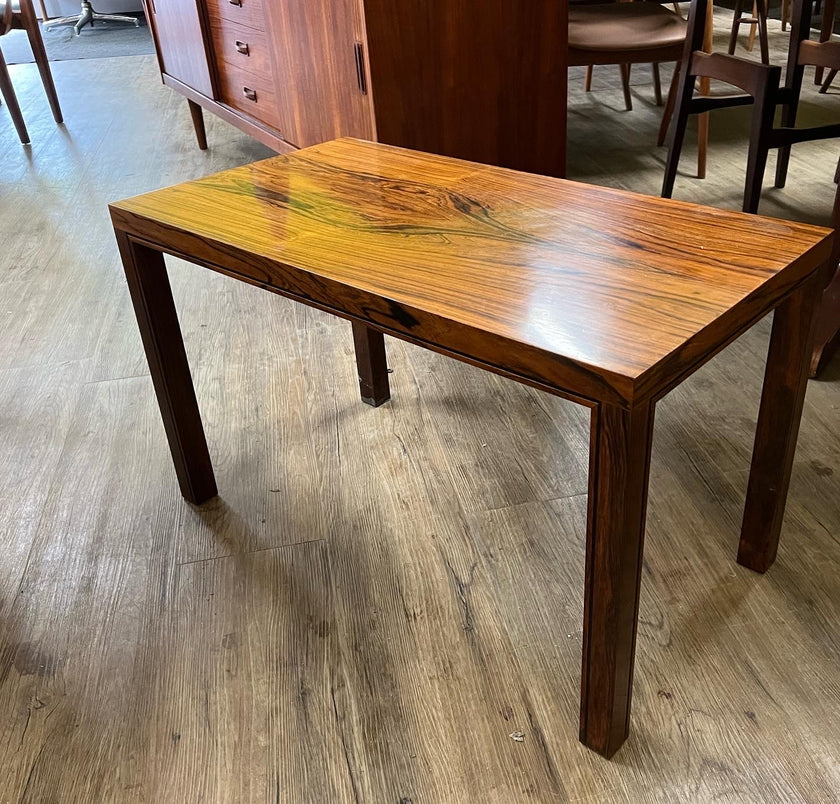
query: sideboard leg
[
  {"left": 579, "top": 401, "right": 655, "bottom": 758},
  {"left": 188, "top": 99, "right": 208, "bottom": 151},
  {"left": 116, "top": 231, "right": 217, "bottom": 504},
  {"left": 738, "top": 273, "right": 824, "bottom": 573},
  {"left": 351, "top": 322, "right": 390, "bottom": 407}
]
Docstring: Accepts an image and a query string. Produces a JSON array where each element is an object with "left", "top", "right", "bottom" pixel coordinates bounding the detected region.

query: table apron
[{"left": 119, "top": 231, "right": 613, "bottom": 410}]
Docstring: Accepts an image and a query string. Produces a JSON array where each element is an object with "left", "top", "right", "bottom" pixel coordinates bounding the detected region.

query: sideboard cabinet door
[
  {"left": 266, "top": 0, "right": 375, "bottom": 148},
  {"left": 144, "top": 0, "right": 215, "bottom": 99}
]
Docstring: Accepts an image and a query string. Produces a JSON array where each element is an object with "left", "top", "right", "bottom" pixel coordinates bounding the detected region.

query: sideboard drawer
[
  {"left": 205, "top": 0, "right": 264, "bottom": 32},
  {"left": 216, "top": 63, "right": 283, "bottom": 131},
  {"left": 210, "top": 16, "right": 272, "bottom": 76}
]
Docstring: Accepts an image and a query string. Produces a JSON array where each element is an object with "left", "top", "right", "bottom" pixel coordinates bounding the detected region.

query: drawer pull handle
[
  {"left": 234, "top": 40, "right": 249, "bottom": 55},
  {"left": 243, "top": 87, "right": 257, "bottom": 102},
  {"left": 228, "top": 0, "right": 242, "bottom": 6}
]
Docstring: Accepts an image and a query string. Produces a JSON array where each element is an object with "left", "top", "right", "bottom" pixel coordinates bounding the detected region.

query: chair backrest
[{"left": 788, "top": 0, "right": 839, "bottom": 72}]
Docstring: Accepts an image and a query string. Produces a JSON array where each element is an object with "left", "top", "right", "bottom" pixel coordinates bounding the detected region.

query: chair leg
[
  {"left": 728, "top": 0, "right": 745, "bottom": 55},
  {"left": 809, "top": 266, "right": 840, "bottom": 378},
  {"left": 0, "top": 51, "right": 30, "bottom": 144},
  {"left": 815, "top": 0, "right": 835, "bottom": 85},
  {"left": 697, "top": 112, "right": 709, "bottom": 180},
  {"left": 657, "top": 62, "right": 681, "bottom": 146},
  {"left": 585, "top": 65, "right": 593, "bottom": 92},
  {"left": 756, "top": 0, "right": 770, "bottom": 65},
  {"left": 747, "top": 1, "right": 758, "bottom": 53},
  {"left": 20, "top": 1, "right": 63, "bottom": 124},
  {"left": 620, "top": 63, "right": 632, "bottom": 111},
  {"left": 781, "top": 0, "right": 790, "bottom": 30},
  {"left": 661, "top": 61, "right": 696, "bottom": 198},
  {"left": 820, "top": 68, "right": 837, "bottom": 94},
  {"left": 775, "top": 66, "right": 803, "bottom": 189},
  {"left": 652, "top": 63, "right": 663, "bottom": 106},
  {"left": 744, "top": 69, "right": 781, "bottom": 214}
]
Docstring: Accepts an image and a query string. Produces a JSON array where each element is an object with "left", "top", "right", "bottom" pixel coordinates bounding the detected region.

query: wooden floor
[{"left": 1, "top": 15, "right": 839, "bottom": 803}]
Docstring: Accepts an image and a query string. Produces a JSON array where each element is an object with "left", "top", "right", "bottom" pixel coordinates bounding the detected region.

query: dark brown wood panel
[
  {"left": 362, "top": 0, "right": 568, "bottom": 177},
  {"left": 143, "top": 0, "right": 214, "bottom": 98},
  {"left": 265, "top": 0, "right": 375, "bottom": 148}
]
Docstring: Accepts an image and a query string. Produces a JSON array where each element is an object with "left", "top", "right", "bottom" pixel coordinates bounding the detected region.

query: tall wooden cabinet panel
[
  {"left": 144, "top": 0, "right": 568, "bottom": 177},
  {"left": 143, "top": 0, "right": 214, "bottom": 98},
  {"left": 362, "top": 0, "right": 567, "bottom": 177}
]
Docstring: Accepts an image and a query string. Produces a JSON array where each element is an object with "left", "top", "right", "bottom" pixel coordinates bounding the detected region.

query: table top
[{"left": 110, "top": 138, "right": 833, "bottom": 405}]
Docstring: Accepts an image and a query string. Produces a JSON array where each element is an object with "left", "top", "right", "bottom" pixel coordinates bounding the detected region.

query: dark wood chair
[
  {"left": 662, "top": 0, "right": 840, "bottom": 213},
  {"left": 728, "top": 0, "right": 770, "bottom": 64},
  {"left": 662, "top": 0, "right": 840, "bottom": 374},
  {"left": 0, "top": 0, "right": 62, "bottom": 144},
  {"left": 569, "top": 1, "right": 687, "bottom": 111}
]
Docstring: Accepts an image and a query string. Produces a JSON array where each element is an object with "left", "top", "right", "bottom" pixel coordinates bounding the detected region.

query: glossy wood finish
[
  {"left": 111, "top": 138, "right": 832, "bottom": 757},
  {"left": 111, "top": 139, "right": 832, "bottom": 406}
]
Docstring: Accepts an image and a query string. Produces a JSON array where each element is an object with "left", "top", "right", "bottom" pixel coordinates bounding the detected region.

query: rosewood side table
[{"left": 109, "top": 138, "right": 834, "bottom": 758}]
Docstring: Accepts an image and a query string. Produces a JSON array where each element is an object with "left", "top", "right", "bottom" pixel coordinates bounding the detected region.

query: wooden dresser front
[{"left": 142, "top": 0, "right": 568, "bottom": 176}]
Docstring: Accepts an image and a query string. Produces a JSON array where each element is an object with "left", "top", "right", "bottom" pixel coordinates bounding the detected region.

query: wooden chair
[
  {"left": 662, "top": 0, "right": 840, "bottom": 213},
  {"left": 0, "top": 0, "right": 62, "bottom": 144},
  {"left": 728, "top": 0, "right": 770, "bottom": 64},
  {"left": 662, "top": 0, "right": 840, "bottom": 374},
  {"left": 569, "top": 1, "right": 687, "bottom": 111}
]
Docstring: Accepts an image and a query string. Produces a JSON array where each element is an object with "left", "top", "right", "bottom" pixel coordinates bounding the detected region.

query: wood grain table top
[{"left": 110, "top": 138, "right": 834, "bottom": 405}]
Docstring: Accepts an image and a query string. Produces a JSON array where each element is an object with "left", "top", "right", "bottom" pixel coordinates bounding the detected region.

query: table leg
[
  {"left": 116, "top": 232, "right": 217, "bottom": 504},
  {"left": 351, "top": 321, "right": 390, "bottom": 407},
  {"left": 580, "top": 400, "right": 655, "bottom": 758},
  {"left": 738, "top": 274, "right": 825, "bottom": 572}
]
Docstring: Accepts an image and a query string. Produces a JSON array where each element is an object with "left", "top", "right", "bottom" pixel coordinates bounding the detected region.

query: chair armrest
[{"left": 690, "top": 51, "right": 780, "bottom": 97}]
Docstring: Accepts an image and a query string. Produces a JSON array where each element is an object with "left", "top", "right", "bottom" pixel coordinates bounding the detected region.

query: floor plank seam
[{"left": 175, "top": 536, "right": 327, "bottom": 566}]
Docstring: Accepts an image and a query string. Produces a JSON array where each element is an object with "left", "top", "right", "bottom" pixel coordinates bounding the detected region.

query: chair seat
[{"left": 569, "top": 3, "right": 687, "bottom": 52}]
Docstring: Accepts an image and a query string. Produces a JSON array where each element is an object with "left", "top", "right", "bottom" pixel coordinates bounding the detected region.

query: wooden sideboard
[{"left": 142, "top": 0, "right": 568, "bottom": 176}]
